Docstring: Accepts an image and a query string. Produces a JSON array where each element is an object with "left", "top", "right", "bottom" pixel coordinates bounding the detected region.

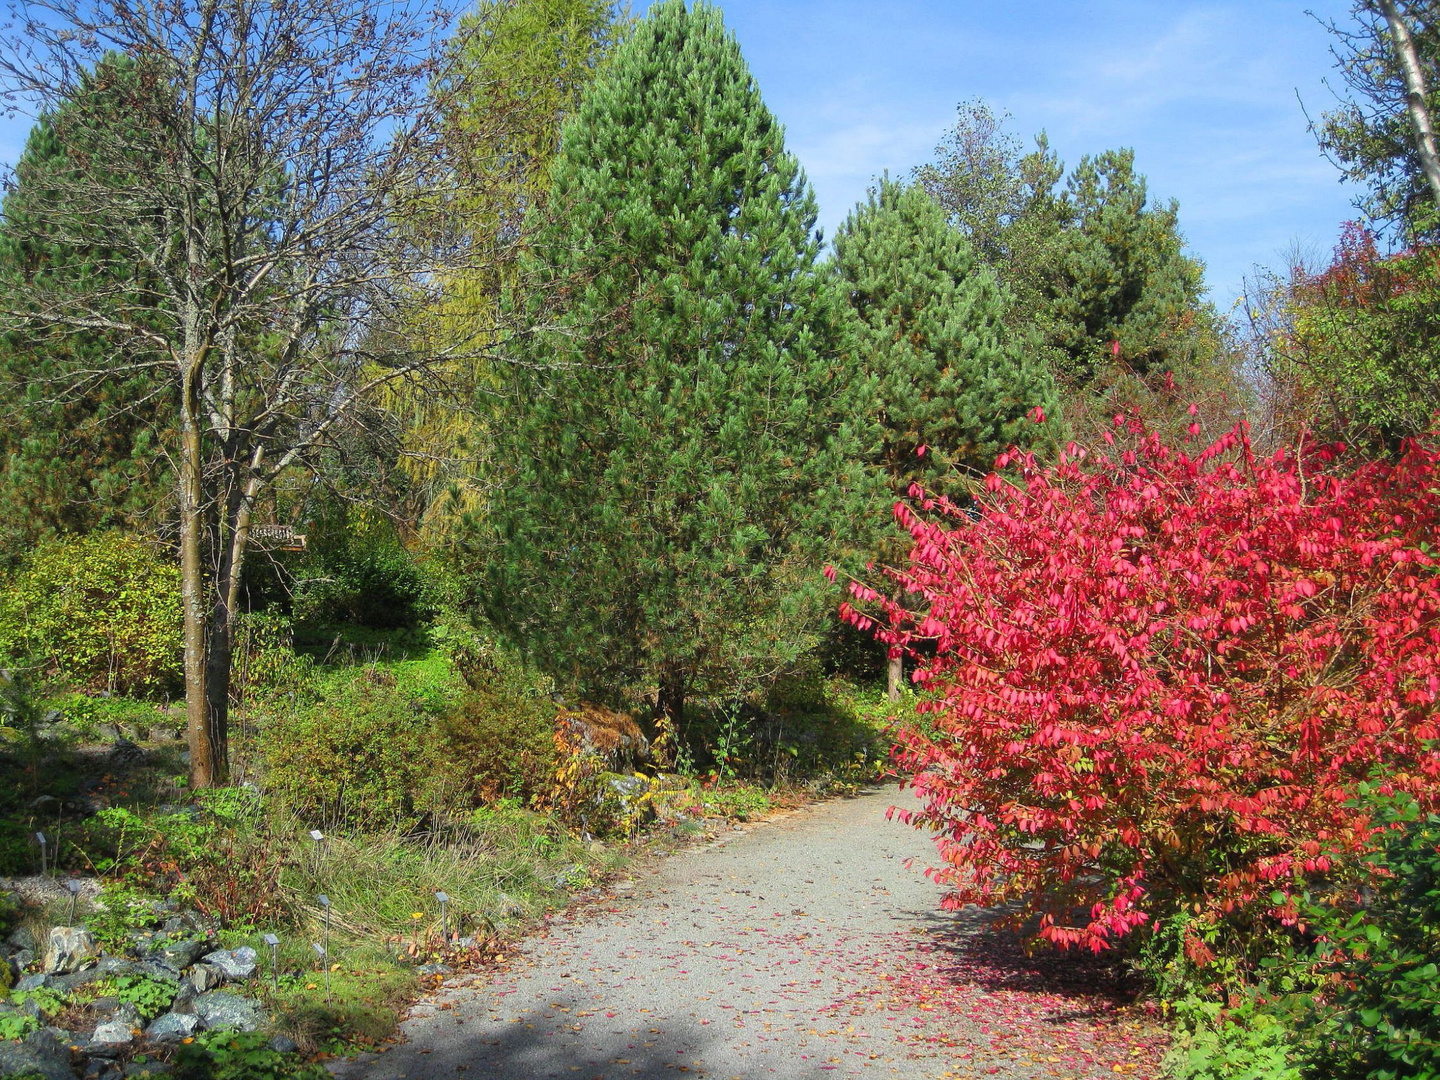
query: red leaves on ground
[{"left": 848, "top": 419, "right": 1440, "bottom": 951}]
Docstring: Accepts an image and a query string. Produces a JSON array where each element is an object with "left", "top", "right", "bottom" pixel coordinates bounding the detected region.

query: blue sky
[
  {"left": 0, "top": 0, "right": 1364, "bottom": 310},
  {"left": 716, "top": 0, "right": 1362, "bottom": 310}
]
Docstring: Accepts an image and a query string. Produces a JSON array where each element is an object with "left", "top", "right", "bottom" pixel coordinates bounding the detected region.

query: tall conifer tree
[
  {"left": 832, "top": 177, "right": 1054, "bottom": 697},
  {"left": 0, "top": 57, "right": 173, "bottom": 557},
  {"left": 833, "top": 178, "right": 1054, "bottom": 489},
  {"left": 480, "top": 0, "right": 878, "bottom": 723}
]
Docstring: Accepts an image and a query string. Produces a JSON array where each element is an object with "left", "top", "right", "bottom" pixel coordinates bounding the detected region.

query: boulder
[
  {"left": 16, "top": 972, "right": 56, "bottom": 993},
  {"left": 0, "top": 1037, "right": 73, "bottom": 1080},
  {"left": 43, "top": 925, "right": 97, "bottom": 974},
  {"left": 155, "top": 937, "right": 209, "bottom": 969},
  {"left": 146, "top": 1011, "right": 202, "bottom": 1042},
  {"left": 85, "top": 1060, "right": 124, "bottom": 1080},
  {"left": 556, "top": 703, "right": 649, "bottom": 768},
  {"left": 200, "top": 946, "right": 257, "bottom": 981},
  {"left": 269, "top": 1035, "right": 299, "bottom": 1053},
  {"left": 170, "top": 984, "right": 198, "bottom": 1015},
  {"left": 193, "top": 991, "right": 262, "bottom": 1032},
  {"left": 87, "top": 1018, "right": 135, "bottom": 1056},
  {"left": 7, "top": 924, "right": 38, "bottom": 952},
  {"left": 187, "top": 963, "right": 225, "bottom": 993},
  {"left": 107, "top": 1002, "right": 143, "bottom": 1029}
]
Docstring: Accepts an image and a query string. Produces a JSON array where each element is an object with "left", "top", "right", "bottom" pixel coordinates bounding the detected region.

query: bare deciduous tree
[{"left": 0, "top": 0, "right": 494, "bottom": 786}]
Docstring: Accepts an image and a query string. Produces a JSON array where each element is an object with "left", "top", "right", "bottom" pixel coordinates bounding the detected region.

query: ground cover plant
[{"left": 848, "top": 416, "right": 1440, "bottom": 956}]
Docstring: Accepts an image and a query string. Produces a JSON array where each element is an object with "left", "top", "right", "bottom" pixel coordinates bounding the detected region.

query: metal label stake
[
  {"left": 435, "top": 891, "right": 449, "bottom": 941},
  {"left": 263, "top": 934, "right": 280, "bottom": 992},
  {"left": 312, "top": 942, "right": 330, "bottom": 1006},
  {"left": 65, "top": 879, "right": 80, "bottom": 924},
  {"left": 317, "top": 894, "right": 331, "bottom": 969},
  {"left": 34, "top": 832, "right": 46, "bottom": 876}
]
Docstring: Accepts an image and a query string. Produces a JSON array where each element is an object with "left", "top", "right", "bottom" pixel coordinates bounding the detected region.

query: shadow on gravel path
[{"left": 330, "top": 785, "right": 1165, "bottom": 1080}]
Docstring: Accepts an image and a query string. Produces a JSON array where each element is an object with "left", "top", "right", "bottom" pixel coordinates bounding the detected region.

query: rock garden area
[{"left": 0, "top": 600, "right": 896, "bottom": 1080}]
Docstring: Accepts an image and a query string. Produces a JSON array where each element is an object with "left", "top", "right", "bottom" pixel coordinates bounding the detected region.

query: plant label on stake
[
  {"left": 317, "top": 895, "right": 331, "bottom": 964},
  {"left": 65, "top": 879, "right": 80, "bottom": 924},
  {"left": 34, "top": 832, "right": 46, "bottom": 876},
  {"left": 435, "top": 892, "right": 449, "bottom": 941},
  {"left": 263, "top": 934, "right": 280, "bottom": 991},
  {"left": 309, "top": 830, "right": 325, "bottom": 878},
  {"left": 312, "top": 942, "right": 330, "bottom": 1006}
]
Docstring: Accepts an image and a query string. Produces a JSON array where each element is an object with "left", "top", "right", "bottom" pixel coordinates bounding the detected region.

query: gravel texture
[{"left": 331, "top": 784, "right": 1164, "bottom": 1080}]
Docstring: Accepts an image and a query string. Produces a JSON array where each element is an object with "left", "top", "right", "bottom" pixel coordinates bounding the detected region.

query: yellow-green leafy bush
[{"left": 0, "top": 531, "right": 181, "bottom": 695}]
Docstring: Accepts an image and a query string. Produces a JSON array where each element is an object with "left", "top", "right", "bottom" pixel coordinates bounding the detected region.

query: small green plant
[
  {"left": 257, "top": 666, "right": 460, "bottom": 831},
  {"left": 0, "top": 1010, "right": 39, "bottom": 1040},
  {"left": 1165, "top": 993, "right": 1305, "bottom": 1080},
  {"left": 701, "top": 784, "right": 771, "bottom": 822},
  {"left": 86, "top": 881, "right": 158, "bottom": 951},
  {"left": 11, "top": 985, "right": 68, "bottom": 1021},
  {"left": 172, "top": 1030, "right": 329, "bottom": 1080},
  {"left": 111, "top": 972, "right": 178, "bottom": 1020}
]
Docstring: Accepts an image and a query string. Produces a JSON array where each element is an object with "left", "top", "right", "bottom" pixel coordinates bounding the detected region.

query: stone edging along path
[{"left": 331, "top": 784, "right": 1167, "bottom": 1080}]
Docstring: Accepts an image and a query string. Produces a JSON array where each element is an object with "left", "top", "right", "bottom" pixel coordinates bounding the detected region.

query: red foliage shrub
[{"left": 844, "top": 418, "right": 1440, "bottom": 952}]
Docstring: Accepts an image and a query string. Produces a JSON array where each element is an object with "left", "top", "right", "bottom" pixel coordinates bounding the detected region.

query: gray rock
[
  {"left": 187, "top": 962, "right": 224, "bottom": 993},
  {"left": 145, "top": 1011, "right": 202, "bottom": 1042},
  {"left": 133, "top": 960, "right": 181, "bottom": 983},
  {"left": 148, "top": 726, "right": 178, "bottom": 745},
  {"left": 96, "top": 722, "right": 121, "bottom": 741},
  {"left": 200, "top": 946, "right": 257, "bottom": 981},
  {"left": 15, "top": 971, "right": 53, "bottom": 992},
  {"left": 192, "top": 991, "right": 262, "bottom": 1032},
  {"left": 52, "top": 965, "right": 105, "bottom": 993},
  {"left": 107, "top": 1002, "right": 142, "bottom": 1029},
  {"left": 7, "top": 924, "right": 38, "bottom": 952},
  {"left": 10, "top": 947, "right": 35, "bottom": 971},
  {"left": 268, "top": 1035, "right": 299, "bottom": 1054},
  {"left": 84, "top": 1058, "right": 123, "bottom": 1080},
  {"left": 0, "top": 1040, "right": 73, "bottom": 1080},
  {"left": 417, "top": 962, "right": 453, "bottom": 976},
  {"left": 126, "top": 1060, "right": 173, "bottom": 1077},
  {"left": 155, "top": 938, "right": 208, "bottom": 969},
  {"left": 169, "top": 984, "right": 197, "bottom": 1016},
  {"left": 87, "top": 1018, "right": 135, "bottom": 1056},
  {"left": 43, "top": 926, "right": 97, "bottom": 974}
]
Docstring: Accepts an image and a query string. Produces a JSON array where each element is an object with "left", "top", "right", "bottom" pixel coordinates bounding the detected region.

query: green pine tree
[
  {"left": 832, "top": 177, "right": 1055, "bottom": 697},
  {"left": 478, "top": 0, "right": 879, "bottom": 723},
  {"left": 833, "top": 176, "right": 1055, "bottom": 492},
  {"left": 0, "top": 55, "right": 173, "bottom": 562}
]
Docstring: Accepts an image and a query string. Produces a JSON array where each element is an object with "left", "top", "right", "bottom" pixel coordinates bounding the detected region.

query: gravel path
[{"left": 331, "top": 784, "right": 1165, "bottom": 1080}]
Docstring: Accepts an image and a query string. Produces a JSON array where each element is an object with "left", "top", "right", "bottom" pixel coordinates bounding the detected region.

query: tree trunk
[
  {"left": 179, "top": 367, "right": 219, "bottom": 788},
  {"left": 657, "top": 667, "right": 686, "bottom": 730},
  {"left": 1379, "top": 0, "right": 1440, "bottom": 207},
  {"left": 887, "top": 650, "right": 903, "bottom": 703}
]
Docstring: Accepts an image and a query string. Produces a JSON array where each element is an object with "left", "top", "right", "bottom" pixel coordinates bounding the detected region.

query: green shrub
[
  {"left": 1165, "top": 993, "right": 1306, "bottom": 1080},
  {"left": 0, "top": 532, "right": 181, "bottom": 695},
  {"left": 292, "top": 510, "right": 431, "bottom": 630},
  {"left": 1297, "top": 787, "right": 1440, "bottom": 1080},
  {"left": 256, "top": 668, "right": 456, "bottom": 830},
  {"left": 231, "top": 609, "right": 314, "bottom": 703},
  {"left": 438, "top": 636, "right": 557, "bottom": 802}
]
